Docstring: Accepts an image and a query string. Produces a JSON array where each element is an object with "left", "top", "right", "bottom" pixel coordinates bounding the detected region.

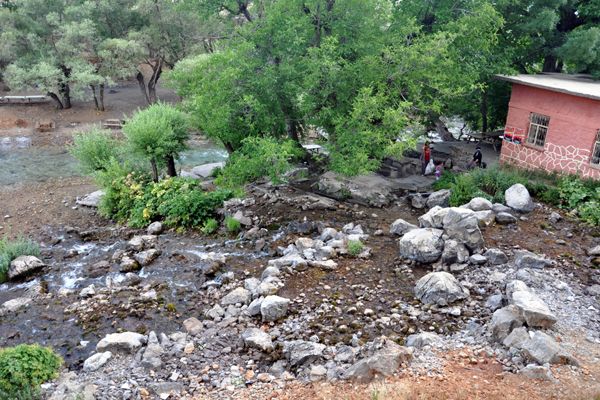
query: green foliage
[
  {"left": 201, "top": 218, "right": 219, "bottom": 235},
  {"left": 224, "top": 216, "right": 241, "bottom": 233},
  {"left": 215, "top": 137, "right": 302, "bottom": 188},
  {"left": 0, "top": 344, "right": 62, "bottom": 399},
  {"left": 558, "top": 177, "right": 600, "bottom": 226},
  {"left": 0, "top": 237, "right": 40, "bottom": 283},
  {"left": 69, "top": 129, "right": 121, "bottom": 173},
  {"left": 347, "top": 240, "right": 364, "bottom": 257},
  {"left": 558, "top": 176, "right": 590, "bottom": 210}
]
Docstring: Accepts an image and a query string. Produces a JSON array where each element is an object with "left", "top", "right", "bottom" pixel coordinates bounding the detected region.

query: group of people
[{"left": 420, "top": 141, "right": 484, "bottom": 179}]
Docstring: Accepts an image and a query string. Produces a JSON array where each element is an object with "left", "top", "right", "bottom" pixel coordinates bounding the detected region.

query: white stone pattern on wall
[{"left": 501, "top": 141, "right": 600, "bottom": 179}]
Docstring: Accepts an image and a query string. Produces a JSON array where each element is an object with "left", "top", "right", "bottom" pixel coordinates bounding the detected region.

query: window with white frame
[
  {"left": 526, "top": 113, "right": 550, "bottom": 147},
  {"left": 591, "top": 130, "right": 600, "bottom": 166}
]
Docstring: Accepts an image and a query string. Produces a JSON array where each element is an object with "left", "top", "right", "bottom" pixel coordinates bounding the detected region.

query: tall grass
[{"left": 0, "top": 237, "right": 40, "bottom": 283}]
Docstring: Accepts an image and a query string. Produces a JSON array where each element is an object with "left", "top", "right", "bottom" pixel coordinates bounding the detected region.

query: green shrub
[
  {"left": 201, "top": 218, "right": 219, "bottom": 235},
  {"left": 347, "top": 240, "right": 364, "bottom": 257},
  {"left": 538, "top": 186, "right": 561, "bottom": 206},
  {"left": 432, "top": 171, "right": 458, "bottom": 191},
  {"left": 69, "top": 129, "right": 121, "bottom": 173},
  {"left": 0, "top": 344, "right": 62, "bottom": 399},
  {"left": 558, "top": 176, "right": 590, "bottom": 209},
  {"left": 0, "top": 237, "right": 40, "bottom": 283},
  {"left": 224, "top": 216, "right": 241, "bottom": 233},
  {"left": 578, "top": 199, "right": 600, "bottom": 226},
  {"left": 215, "top": 137, "right": 302, "bottom": 188}
]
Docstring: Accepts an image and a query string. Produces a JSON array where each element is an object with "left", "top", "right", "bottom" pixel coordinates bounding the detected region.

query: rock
[
  {"left": 519, "top": 364, "right": 556, "bottom": 381},
  {"left": 191, "top": 162, "right": 225, "bottom": 178},
  {"left": 485, "top": 294, "right": 503, "bottom": 311},
  {"left": 441, "top": 240, "right": 469, "bottom": 265},
  {"left": 96, "top": 332, "right": 146, "bottom": 353},
  {"left": 119, "top": 256, "right": 140, "bottom": 272},
  {"left": 205, "top": 304, "right": 225, "bottom": 320},
  {"left": 588, "top": 245, "right": 600, "bottom": 256},
  {"left": 233, "top": 210, "right": 252, "bottom": 226},
  {"left": 260, "top": 295, "right": 290, "bottom": 321},
  {"left": 261, "top": 266, "right": 280, "bottom": 280},
  {"left": 134, "top": 249, "right": 160, "bottom": 266},
  {"left": 342, "top": 338, "right": 412, "bottom": 383},
  {"left": 0, "top": 297, "right": 31, "bottom": 316},
  {"left": 309, "top": 365, "right": 327, "bottom": 382},
  {"left": 473, "top": 210, "right": 496, "bottom": 227},
  {"left": 465, "top": 197, "right": 493, "bottom": 211},
  {"left": 548, "top": 212, "right": 562, "bottom": 224},
  {"left": 147, "top": 221, "right": 163, "bottom": 235},
  {"left": 268, "top": 252, "right": 307, "bottom": 269},
  {"left": 127, "top": 235, "right": 157, "bottom": 251},
  {"left": 283, "top": 340, "right": 326, "bottom": 367},
  {"left": 418, "top": 206, "right": 448, "bottom": 229},
  {"left": 414, "top": 272, "right": 468, "bottom": 306},
  {"left": 585, "top": 284, "right": 600, "bottom": 297},
  {"left": 492, "top": 203, "right": 512, "bottom": 214},
  {"left": 514, "top": 250, "right": 552, "bottom": 270},
  {"left": 511, "top": 290, "right": 557, "bottom": 328},
  {"left": 316, "top": 171, "right": 400, "bottom": 207},
  {"left": 247, "top": 297, "right": 263, "bottom": 316},
  {"left": 506, "top": 280, "right": 530, "bottom": 299},
  {"left": 183, "top": 317, "right": 203, "bottom": 335},
  {"left": 442, "top": 208, "right": 484, "bottom": 250},
  {"left": 505, "top": 184, "right": 534, "bottom": 213},
  {"left": 244, "top": 277, "right": 261, "bottom": 294},
  {"left": 79, "top": 284, "right": 96, "bottom": 298},
  {"left": 202, "top": 261, "right": 223, "bottom": 276},
  {"left": 398, "top": 228, "right": 444, "bottom": 263},
  {"left": 242, "top": 328, "right": 274, "bottom": 352},
  {"left": 469, "top": 254, "right": 487, "bottom": 265},
  {"left": 411, "top": 194, "right": 427, "bottom": 209},
  {"left": 502, "top": 327, "right": 529, "bottom": 349},
  {"left": 8, "top": 255, "right": 45, "bottom": 280},
  {"left": 496, "top": 212, "right": 517, "bottom": 225},
  {"left": 83, "top": 351, "right": 112, "bottom": 372},
  {"left": 426, "top": 190, "right": 450, "bottom": 208},
  {"left": 255, "top": 276, "right": 282, "bottom": 296},
  {"left": 390, "top": 218, "right": 418, "bottom": 236},
  {"left": 521, "top": 331, "right": 561, "bottom": 364},
  {"left": 142, "top": 332, "right": 163, "bottom": 369},
  {"left": 490, "top": 305, "right": 524, "bottom": 341},
  {"left": 320, "top": 228, "right": 338, "bottom": 242},
  {"left": 76, "top": 190, "right": 105, "bottom": 207},
  {"left": 221, "top": 287, "right": 252, "bottom": 306},
  {"left": 484, "top": 248, "right": 508, "bottom": 265},
  {"left": 309, "top": 259, "right": 338, "bottom": 270},
  {"left": 405, "top": 332, "right": 439, "bottom": 348}
]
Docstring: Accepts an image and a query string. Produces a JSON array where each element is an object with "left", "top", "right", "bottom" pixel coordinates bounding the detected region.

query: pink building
[{"left": 497, "top": 74, "right": 600, "bottom": 180}]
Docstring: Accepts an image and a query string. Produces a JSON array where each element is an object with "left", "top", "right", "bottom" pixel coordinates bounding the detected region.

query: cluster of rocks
[{"left": 112, "top": 223, "right": 164, "bottom": 273}]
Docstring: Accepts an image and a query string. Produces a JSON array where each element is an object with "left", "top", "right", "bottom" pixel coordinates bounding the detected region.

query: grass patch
[
  {"left": 0, "top": 237, "right": 40, "bottom": 283},
  {"left": 201, "top": 218, "right": 219, "bottom": 235},
  {"left": 225, "top": 216, "right": 241, "bottom": 233},
  {"left": 347, "top": 240, "right": 364, "bottom": 257}
]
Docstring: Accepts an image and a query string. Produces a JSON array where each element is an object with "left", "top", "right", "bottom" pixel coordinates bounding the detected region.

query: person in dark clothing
[
  {"left": 420, "top": 141, "right": 431, "bottom": 175},
  {"left": 469, "top": 145, "right": 483, "bottom": 169}
]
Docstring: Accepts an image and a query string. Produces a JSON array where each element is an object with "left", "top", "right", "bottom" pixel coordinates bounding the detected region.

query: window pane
[{"left": 592, "top": 141, "right": 600, "bottom": 165}]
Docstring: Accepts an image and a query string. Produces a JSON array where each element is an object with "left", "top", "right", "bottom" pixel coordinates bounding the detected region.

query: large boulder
[
  {"left": 465, "top": 197, "right": 493, "bottom": 211},
  {"left": 414, "top": 272, "right": 469, "bottom": 306},
  {"left": 496, "top": 212, "right": 518, "bottom": 225},
  {"left": 426, "top": 190, "right": 450, "bottom": 208},
  {"left": 398, "top": 228, "right": 444, "bottom": 263},
  {"left": 191, "top": 162, "right": 225, "bottom": 178},
  {"left": 283, "top": 340, "right": 326, "bottom": 367},
  {"left": 96, "top": 332, "right": 146, "bottom": 353},
  {"left": 514, "top": 250, "right": 553, "bottom": 270},
  {"left": 390, "top": 218, "right": 418, "bottom": 236},
  {"left": 342, "top": 338, "right": 413, "bottom": 383},
  {"left": 505, "top": 184, "right": 534, "bottom": 213},
  {"left": 441, "top": 240, "right": 469, "bottom": 265},
  {"left": 490, "top": 305, "right": 524, "bottom": 341},
  {"left": 520, "top": 331, "right": 561, "bottom": 365},
  {"left": 502, "top": 326, "right": 530, "bottom": 349},
  {"left": 8, "top": 256, "right": 45, "bottom": 280},
  {"left": 511, "top": 290, "right": 557, "bottom": 328},
  {"left": 442, "top": 208, "right": 484, "bottom": 250},
  {"left": 484, "top": 248, "right": 508, "bottom": 265},
  {"left": 260, "top": 295, "right": 290, "bottom": 321},
  {"left": 242, "top": 328, "right": 274, "bottom": 352},
  {"left": 418, "top": 206, "right": 448, "bottom": 229}
]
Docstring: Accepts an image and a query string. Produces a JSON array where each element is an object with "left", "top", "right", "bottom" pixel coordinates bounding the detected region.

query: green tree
[{"left": 122, "top": 103, "right": 190, "bottom": 181}]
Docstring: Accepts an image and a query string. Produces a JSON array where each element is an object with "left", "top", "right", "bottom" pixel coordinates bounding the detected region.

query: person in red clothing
[{"left": 420, "top": 141, "right": 431, "bottom": 175}]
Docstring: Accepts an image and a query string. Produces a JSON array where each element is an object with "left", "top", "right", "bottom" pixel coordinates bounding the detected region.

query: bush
[
  {"left": 224, "top": 216, "right": 241, "bottom": 233},
  {"left": 0, "top": 237, "right": 40, "bottom": 283},
  {"left": 69, "top": 129, "right": 121, "bottom": 173},
  {"left": 0, "top": 344, "right": 62, "bottom": 399},
  {"left": 347, "top": 240, "right": 364, "bottom": 257},
  {"left": 215, "top": 137, "right": 302, "bottom": 188},
  {"left": 201, "top": 218, "right": 219, "bottom": 235}
]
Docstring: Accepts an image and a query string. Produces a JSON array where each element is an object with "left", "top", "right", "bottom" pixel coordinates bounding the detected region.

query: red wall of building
[{"left": 500, "top": 83, "right": 600, "bottom": 179}]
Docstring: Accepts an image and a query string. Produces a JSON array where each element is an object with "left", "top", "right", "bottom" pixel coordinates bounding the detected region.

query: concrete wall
[{"left": 500, "top": 83, "right": 600, "bottom": 179}]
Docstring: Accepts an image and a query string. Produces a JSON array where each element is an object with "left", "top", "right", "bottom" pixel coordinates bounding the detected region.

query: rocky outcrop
[
  {"left": 399, "top": 228, "right": 444, "bottom": 263},
  {"left": 414, "top": 272, "right": 469, "bottom": 306}
]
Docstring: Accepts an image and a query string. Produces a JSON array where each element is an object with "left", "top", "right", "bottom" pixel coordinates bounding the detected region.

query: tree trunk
[
  {"left": 99, "top": 84, "right": 105, "bottom": 112},
  {"left": 223, "top": 142, "right": 234, "bottom": 154},
  {"left": 147, "top": 60, "right": 163, "bottom": 104},
  {"left": 285, "top": 116, "right": 301, "bottom": 144},
  {"left": 165, "top": 155, "right": 177, "bottom": 177},
  {"left": 433, "top": 116, "right": 454, "bottom": 141},
  {"left": 136, "top": 71, "right": 151, "bottom": 104},
  {"left": 47, "top": 92, "right": 64, "bottom": 109},
  {"left": 480, "top": 90, "right": 488, "bottom": 133},
  {"left": 150, "top": 159, "right": 159, "bottom": 182},
  {"left": 91, "top": 85, "right": 100, "bottom": 110},
  {"left": 542, "top": 55, "right": 562, "bottom": 73},
  {"left": 238, "top": 0, "right": 252, "bottom": 22},
  {"left": 59, "top": 65, "right": 72, "bottom": 109}
]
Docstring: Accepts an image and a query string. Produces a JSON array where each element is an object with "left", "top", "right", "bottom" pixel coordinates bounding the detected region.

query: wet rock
[
  {"left": 414, "top": 272, "right": 468, "bottom": 306},
  {"left": 202, "top": 261, "right": 223, "bottom": 276},
  {"left": 465, "top": 197, "right": 493, "bottom": 211},
  {"left": 119, "top": 256, "right": 140, "bottom": 272},
  {"left": 514, "top": 250, "right": 552, "bottom": 270},
  {"left": 485, "top": 294, "right": 503, "bottom": 311},
  {"left": 505, "top": 184, "right": 534, "bottom": 213},
  {"left": 342, "top": 338, "right": 412, "bottom": 383},
  {"left": 390, "top": 218, "right": 418, "bottom": 236},
  {"left": 83, "top": 351, "right": 112, "bottom": 372},
  {"left": 398, "top": 228, "right": 444, "bottom": 263},
  {"left": 221, "top": 287, "right": 252, "bottom": 306},
  {"left": 490, "top": 305, "right": 524, "bottom": 341},
  {"left": 441, "top": 240, "right": 469, "bottom": 265},
  {"left": 519, "top": 364, "right": 556, "bottom": 381},
  {"left": 183, "top": 317, "right": 203, "bottom": 335},
  {"left": 484, "top": 248, "right": 508, "bottom": 265},
  {"left": 283, "top": 340, "right": 326, "bottom": 367},
  {"left": 426, "top": 189, "right": 450, "bottom": 208},
  {"left": 242, "top": 328, "right": 274, "bottom": 352},
  {"left": 142, "top": 331, "right": 163, "bottom": 369},
  {"left": 96, "top": 332, "right": 147, "bottom": 353},
  {"left": 261, "top": 295, "right": 290, "bottom": 321},
  {"left": 134, "top": 249, "right": 160, "bottom": 266},
  {"left": 411, "top": 194, "right": 427, "bottom": 209},
  {"left": 76, "top": 190, "right": 104, "bottom": 207},
  {"left": 0, "top": 297, "right": 31, "bottom": 316},
  {"left": 87, "top": 260, "right": 110, "bottom": 278},
  {"left": 405, "top": 332, "right": 439, "bottom": 348},
  {"left": 503, "top": 326, "right": 529, "bottom": 349},
  {"left": 8, "top": 255, "right": 45, "bottom": 280},
  {"left": 127, "top": 235, "right": 157, "bottom": 251},
  {"left": 511, "top": 290, "right": 557, "bottom": 328},
  {"left": 147, "top": 222, "right": 163, "bottom": 235},
  {"left": 496, "top": 212, "right": 517, "bottom": 225}
]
